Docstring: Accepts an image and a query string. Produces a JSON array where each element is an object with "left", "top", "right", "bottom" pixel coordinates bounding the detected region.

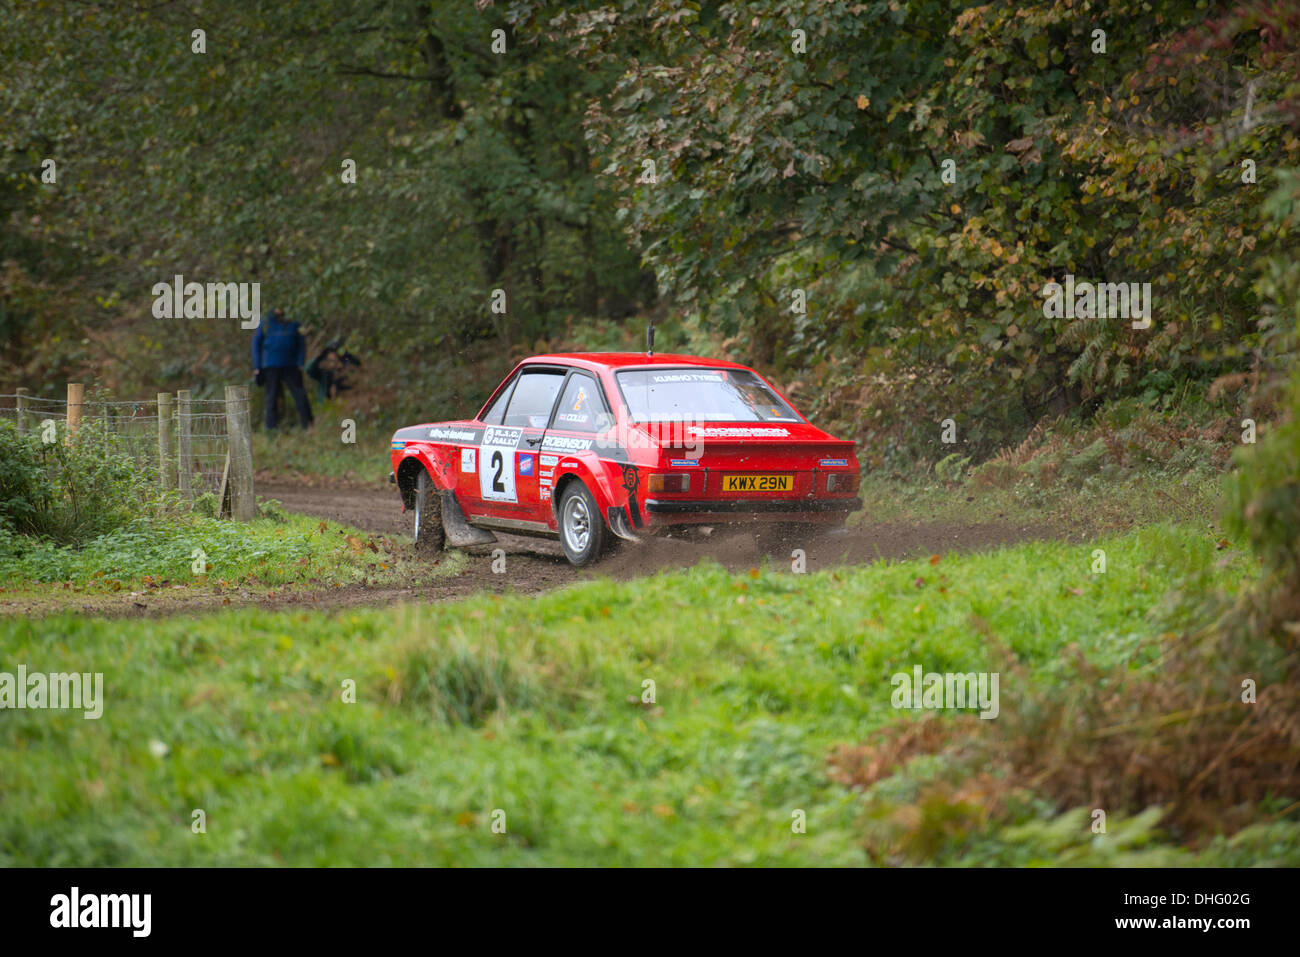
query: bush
[
  {"left": 1225, "top": 370, "right": 1300, "bottom": 583},
  {"left": 0, "top": 420, "right": 167, "bottom": 546}
]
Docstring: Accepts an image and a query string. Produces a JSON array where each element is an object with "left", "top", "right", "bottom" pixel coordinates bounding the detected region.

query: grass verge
[
  {"left": 250, "top": 404, "right": 394, "bottom": 487},
  {"left": 0, "top": 507, "right": 459, "bottom": 608},
  {"left": 2, "top": 522, "right": 1292, "bottom": 866}
]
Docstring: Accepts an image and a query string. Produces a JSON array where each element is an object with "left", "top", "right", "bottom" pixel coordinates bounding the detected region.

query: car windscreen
[{"left": 615, "top": 368, "right": 801, "bottom": 423}]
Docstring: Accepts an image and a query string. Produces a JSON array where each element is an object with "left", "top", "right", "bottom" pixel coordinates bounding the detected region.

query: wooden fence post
[
  {"left": 157, "top": 392, "right": 174, "bottom": 489},
  {"left": 15, "top": 387, "right": 29, "bottom": 434},
  {"left": 224, "top": 384, "right": 255, "bottom": 521},
  {"left": 66, "top": 382, "right": 84, "bottom": 442},
  {"left": 176, "top": 390, "right": 192, "bottom": 496}
]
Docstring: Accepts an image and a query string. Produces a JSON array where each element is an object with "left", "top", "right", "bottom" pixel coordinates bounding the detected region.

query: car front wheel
[
  {"left": 414, "top": 469, "right": 446, "bottom": 555},
  {"left": 557, "top": 482, "right": 608, "bottom": 567}
]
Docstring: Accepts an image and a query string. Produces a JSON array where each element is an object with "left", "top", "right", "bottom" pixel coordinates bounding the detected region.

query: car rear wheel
[
  {"left": 413, "top": 470, "right": 446, "bottom": 555},
  {"left": 558, "top": 482, "right": 608, "bottom": 567}
]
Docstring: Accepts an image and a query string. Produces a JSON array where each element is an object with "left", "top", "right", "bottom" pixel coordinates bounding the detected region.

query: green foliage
[
  {"left": 1226, "top": 383, "right": 1300, "bottom": 576},
  {"left": 582, "top": 0, "right": 1300, "bottom": 458},
  {"left": 192, "top": 492, "right": 220, "bottom": 519},
  {"left": 257, "top": 498, "right": 289, "bottom": 522},
  {"left": 0, "top": 0, "right": 653, "bottom": 395},
  {"left": 1224, "top": 157, "right": 1300, "bottom": 583},
  {"left": 0, "top": 510, "right": 453, "bottom": 594},
  {"left": 933, "top": 453, "right": 970, "bottom": 483},
  {"left": 5, "top": 1, "right": 1298, "bottom": 467},
  {"left": 2, "top": 523, "right": 1280, "bottom": 865},
  {"left": 0, "top": 420, "right": 165, "bottom": 546},
  {"left": 251, "top": 411, "right": 390, "bottom": 486}
]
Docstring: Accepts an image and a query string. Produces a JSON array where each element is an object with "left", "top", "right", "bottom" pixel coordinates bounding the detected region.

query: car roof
[{"left": 521, "top": 352, "right": 751, "bottom": 372}]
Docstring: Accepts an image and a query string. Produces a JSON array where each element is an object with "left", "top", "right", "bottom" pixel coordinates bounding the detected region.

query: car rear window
[{"left": 615, "top": 368, "right": 801, "bottom": 423}]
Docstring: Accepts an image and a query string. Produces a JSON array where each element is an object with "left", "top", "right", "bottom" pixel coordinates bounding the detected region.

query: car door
[
  {"left": 453, "top": 372, "right": 513, "bottom": 513},
  {"left": 469, "top": 366, "right": 567, "bottom": 526},
  {"left": 539, "top": 369, "right": 613, "bottom": 512}
]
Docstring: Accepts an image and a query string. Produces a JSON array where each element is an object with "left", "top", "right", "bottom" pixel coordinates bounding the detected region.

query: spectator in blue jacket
[{"left": 251, "top": 307, "right": 314, "bottom": 430}]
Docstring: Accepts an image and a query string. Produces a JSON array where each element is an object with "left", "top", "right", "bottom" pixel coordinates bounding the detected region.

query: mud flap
[
  {"left": 441, "top": 490, "right": 498, "bottom": 547},
  {"left": 607, "top": 506, "right": 641, "bottom": 543}
]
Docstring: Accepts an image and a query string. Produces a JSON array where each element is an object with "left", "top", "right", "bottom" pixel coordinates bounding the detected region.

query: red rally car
[{"left": 389, "top": 353, "right": 862, "bottom": 567}]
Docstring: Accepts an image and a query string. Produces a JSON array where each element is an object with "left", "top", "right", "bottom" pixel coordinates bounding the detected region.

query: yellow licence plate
[{"left": 722, "top": 474, "right": 794, "bottom": 493}]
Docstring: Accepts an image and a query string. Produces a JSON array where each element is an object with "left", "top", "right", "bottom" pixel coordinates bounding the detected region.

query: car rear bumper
[{"left": 643, "top": 497, "right": 862, "bottom": 515}]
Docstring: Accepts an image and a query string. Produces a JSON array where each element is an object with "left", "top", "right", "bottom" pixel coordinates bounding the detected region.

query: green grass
[
  {"left": 856, "top": 398, "right": 1233, "bottom": 533},
  {"left": 858, "top": 467, "right": 1225, "bottom": 534},
  {"left": 251, "top": 402, "right": 395, "bottom": 486},
  {"left": 0, "top": 508, "right": 456, "bottom": 596},
  {"left": 3, "top": 522, "right": 1293, "bottom": 866}
]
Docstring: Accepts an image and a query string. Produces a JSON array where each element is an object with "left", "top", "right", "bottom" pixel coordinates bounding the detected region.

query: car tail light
[
  {"left": 826, "top": 471, "right": 859, "bottom": 493},
  {"left": 648, "top": 473, "right": 690, "bottom": 494}
]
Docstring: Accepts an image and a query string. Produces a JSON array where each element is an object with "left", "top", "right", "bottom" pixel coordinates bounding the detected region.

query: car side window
[
  {"left": 503, "top": 370, "right": 565, "bottom": 428},
  {"left": 481, "top": 377, "right": 516, "bottom": 425},
  {"left": 550, "top": 373, "right": 609, "bottom": 433}
]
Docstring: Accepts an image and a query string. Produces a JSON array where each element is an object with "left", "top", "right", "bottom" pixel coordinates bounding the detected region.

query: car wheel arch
[
  {"left": 550, "top": 463, "right": 618, "bottom": 529},
  {"left": 396, "top": 452, "right": 446, "bottom": 509},
  {"left": 550, "top": 472, "right": 584, "bottom": 526}
]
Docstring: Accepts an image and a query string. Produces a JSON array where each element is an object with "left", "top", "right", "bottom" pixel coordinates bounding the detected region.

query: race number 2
[{"left": 479, "top": 427, "right": 522, "bottom": 503}]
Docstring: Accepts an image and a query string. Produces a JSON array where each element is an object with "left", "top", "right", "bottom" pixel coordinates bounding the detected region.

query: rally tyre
[
  {"left": 558, "top": 482, "right": 608, "bottom": 567},
  {"left": 413, "top": 470, "right": 446, "bottom": 555}
]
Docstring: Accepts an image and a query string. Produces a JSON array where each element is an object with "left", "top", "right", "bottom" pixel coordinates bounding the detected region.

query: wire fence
[{"left": 0, "top": 391, "right": 236, "bottom": 500}]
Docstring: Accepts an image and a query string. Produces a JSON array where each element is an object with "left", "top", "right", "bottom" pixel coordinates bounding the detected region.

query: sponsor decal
[
  {"left": 819, "top": 458, "right": 848, "bottom": 467},
  {"left": 686, "top": 426, "right": 790, "bottom": 438},
  {"left": 540, "top": 488, "right": 551, "bottom": 502},
  {"left": 670, "top": 458, "right": 699, "bottom": 467},
  {"left": 461, "top": 448, "right": 476, "bottom": 473},
  {"left": 391, "top": 440, "right": 406, "bottom": 451},
  {"left": 541, "top": 434, "right": 594, "bottom": 453},
  {"left": 518, "top": 453, "right": 535, "bottom": 477},
  {"left": 540, "top": 470, "right": 553, "bottom": 479},
  {"left": 649, "top": 372, "right": 722, "bottom": 383},
  {"left": 427, "top": 427, "right": 478, "bottom": 442},
  {"left": 540, "top": 478, "right": 552, "bottom": 488},
  {"left": 620, "top": 464, "right": 642, "bottom": 528},
  {"left": 482, "top": 426, "right": 524, "bottom": 448},
  {"left": 479, "top": 431, "right": 521, "bottom": 503},
  {"left": 540, "top": 455, "right": 559, "bottom": 467}
]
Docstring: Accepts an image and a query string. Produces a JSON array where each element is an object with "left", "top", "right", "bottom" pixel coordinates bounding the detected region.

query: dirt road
[
  {"left": 7, "top": 482, "right": 1071, "bottom": 619},
  {"left": 260, "top": 479, "right": 1069, "bottom": 587}
]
